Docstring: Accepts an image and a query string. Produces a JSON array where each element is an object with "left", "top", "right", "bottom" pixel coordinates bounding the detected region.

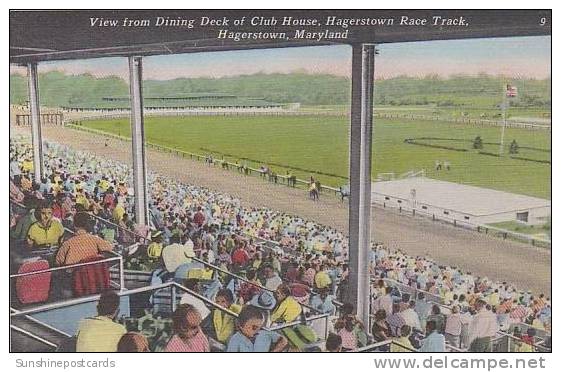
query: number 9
[{"left": 539, "top": 17, "right": 547, "bottom": 26}]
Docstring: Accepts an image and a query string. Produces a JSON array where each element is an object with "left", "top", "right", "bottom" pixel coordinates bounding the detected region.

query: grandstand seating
[{"left": 9, "top": 135, "right": 551, "bottom": 352}]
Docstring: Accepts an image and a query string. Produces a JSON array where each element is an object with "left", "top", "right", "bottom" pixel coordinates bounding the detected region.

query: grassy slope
[
  {"left": 489, "top": 220, "right": 551, "bottom": 237},
  {"left": 82, "top": 115, "right": 551, "bottom": 199}
]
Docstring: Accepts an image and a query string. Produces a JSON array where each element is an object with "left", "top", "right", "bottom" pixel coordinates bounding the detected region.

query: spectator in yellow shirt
[
  {"left": 21, "top": 158, "right": 33, "bottom": 173},
  {"left": 27, "top": 202, "right": 65, "bottom": 249},
  {"left": 75, "top": 189, "right": 90, "bottom": 211},
  {"left": 390, "top": 325, "right": 416, "bottom": 352},
  {"left": 314, "top": 264, "right": 332, "bottom": 290},
  {"left": 271, "top": 284, "right": 302, "bottom": 324},
  {"left": 112, "top": 202, "right": 125, "bottom": 223},
  {"left": 52, "top": 180, "right": 64, "bottom": 196},
  {"left": 99, "top": 177, "right": 110, "bottom": 192},
  {"left": 531, "top": 317, "right": 545, "bottom": 330},
  {"left": 76, "top": 290, "right": 126, "bottom": 352},
  {"left": 147, "top": 231, "right": 164, "bottom": 258},
  {"left": 212, "top": 289, "right": 242, "bottom": 344},
  {"left": 488, "top": 289, "right": 500, "bottom": 307}
]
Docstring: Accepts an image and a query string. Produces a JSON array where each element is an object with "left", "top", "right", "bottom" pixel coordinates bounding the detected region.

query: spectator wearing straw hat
[
  {"left": 146, "top": 231, "right": 164, "bottom": 259},
  {"left": 179, "top": 279, "right": 211, "bottom": 321},
  {"left": 250, "top": 291, "right": 276, "bottom": 310},
  {"left": 162, "top": 238, "right": 196, "bottom": 273},
  {"left": 249, "top": 290, "right": 277, "bottom": 326}
]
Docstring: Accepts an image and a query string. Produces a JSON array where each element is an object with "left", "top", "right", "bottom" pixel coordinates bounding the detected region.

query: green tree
[
  {"left": 509, "top": 140, "right": 519, "bottom": 154},
  {"left": 473, "top": 136, "right": 483, "bottom": 149}
]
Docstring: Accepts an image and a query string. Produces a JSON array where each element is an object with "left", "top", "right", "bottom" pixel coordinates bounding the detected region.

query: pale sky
[{"left": 10, "top": 36, "right": 551, "bottom": 80}]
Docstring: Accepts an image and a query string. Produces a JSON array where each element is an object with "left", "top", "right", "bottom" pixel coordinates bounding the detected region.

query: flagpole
[{"left": 499, "top": 83, "right": 507, "bottom": 156}]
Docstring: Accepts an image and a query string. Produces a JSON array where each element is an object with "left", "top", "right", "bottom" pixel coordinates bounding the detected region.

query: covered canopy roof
[{"left": 10, "top": 9, "right": 551, "bottom": 63}]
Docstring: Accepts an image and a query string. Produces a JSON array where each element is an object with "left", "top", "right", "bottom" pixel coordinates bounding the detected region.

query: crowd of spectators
[{"left": 9, "top": 136, "right": 550, "bottom": 353}]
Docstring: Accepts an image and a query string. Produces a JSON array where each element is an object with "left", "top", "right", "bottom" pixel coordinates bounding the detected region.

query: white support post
[
  {"left": 499, "top": 83, "right": 507, "bottom": 156},
  {"left": 27, "top": 63, "right": 44, "bottom": 182},
  {"left": 128, "top": 56, "right": 149, "bottom": 226},
  {"left": 348, "top": 44, "right": 376, "bottom": 328}
]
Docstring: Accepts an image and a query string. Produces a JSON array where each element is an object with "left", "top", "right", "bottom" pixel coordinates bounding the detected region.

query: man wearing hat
[
  {"left": 249, "top": 290, "right": 276, "bottom": 326},
  {"left": 179, "top": 279, "right": 211, "bottom": 321},
  {"left": 249, "top": 291, "right": 276, "bottom": 311},
  {"left": 162, "top": 238, "right": 196, "bottom": 273}
]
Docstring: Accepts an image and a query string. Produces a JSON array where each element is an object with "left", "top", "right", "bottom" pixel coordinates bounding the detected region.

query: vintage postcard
[{"left": 8, "top": 8, "right": 552, "bottom": 364}]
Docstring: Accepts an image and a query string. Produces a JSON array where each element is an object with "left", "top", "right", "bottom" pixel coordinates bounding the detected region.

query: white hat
[{"left": 162, "top": 243, "right": 195, "bottom": 272}]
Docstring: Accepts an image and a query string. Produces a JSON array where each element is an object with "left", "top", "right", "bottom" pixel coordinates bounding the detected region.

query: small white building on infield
[{"left": 371, "top": 177, "right": 550, "bottom": 225}]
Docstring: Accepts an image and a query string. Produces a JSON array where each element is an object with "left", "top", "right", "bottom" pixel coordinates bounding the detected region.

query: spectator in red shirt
[
  {"left": 51, "top": 194, "right": 65, "bottom": 221},
  {"left": 103, "top": 187, "right": 116, "bottom": 209},
  {"left": 193, "top": 207, "right": 206, "bottom": 228},
  {"left": 284, "top": 261, "right": 300, "bottom": 283},
  {"left": 232, "top": 241, "right": 250, "bottom": 269},
  {"left": 521, "top": 328, "right": 537, "bottom": 351}
]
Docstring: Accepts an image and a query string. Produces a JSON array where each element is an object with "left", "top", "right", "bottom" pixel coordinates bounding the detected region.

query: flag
[{"left": 506, "top": 84, "right": 518, "bottom": 98}]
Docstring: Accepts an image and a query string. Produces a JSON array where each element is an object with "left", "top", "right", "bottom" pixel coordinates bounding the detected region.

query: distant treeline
[{"left": 10, "top": 71, "right": 551, "bottom": 107}]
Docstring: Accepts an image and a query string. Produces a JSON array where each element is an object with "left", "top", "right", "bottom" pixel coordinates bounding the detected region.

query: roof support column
[
  {"left": 27, "top": 62, "right": 44, "bottom": 182},
  {"left": 348, "top": 44, "right": 376, "bottom": 329},
  {"left": 128, "top": 56, "right": 148, "bottom": 226}
]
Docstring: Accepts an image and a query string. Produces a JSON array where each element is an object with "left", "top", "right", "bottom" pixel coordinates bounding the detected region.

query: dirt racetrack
[{"left": 22, "top": 126, "right": 551, "bottom": 295}]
